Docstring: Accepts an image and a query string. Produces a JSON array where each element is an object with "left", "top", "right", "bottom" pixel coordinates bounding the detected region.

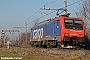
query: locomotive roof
[
  {"left": 31, "top": 15, "right": 83, "bottom": 28},
  {"left": 32, "top": 18, "right": 55, "bottom": 28}
]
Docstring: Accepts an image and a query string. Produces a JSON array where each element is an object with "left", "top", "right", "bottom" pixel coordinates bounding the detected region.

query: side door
[{"left": 53, "top": 20, "right": 61, "bottom": 40}]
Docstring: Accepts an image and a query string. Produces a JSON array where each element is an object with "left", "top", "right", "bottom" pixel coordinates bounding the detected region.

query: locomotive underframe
[
  {"left": 30, "top": 36, "right": 89, "bottom": 49},
  {"left": 56, "top": 36, "right": 89, "bottom": 49},
  {"left": 63, "top": 36, "right": 86, "bottom": 46},
  {"left": 30, "top": 37, "right": 57, "bottom": 48}
]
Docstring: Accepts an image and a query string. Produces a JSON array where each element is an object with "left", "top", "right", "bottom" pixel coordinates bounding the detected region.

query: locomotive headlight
[
  {"left": 79, "top": 34, "right": 83, "bottom": 37},
  {"left": 65, "top": 33, "right": 69, "bottom": 36}
]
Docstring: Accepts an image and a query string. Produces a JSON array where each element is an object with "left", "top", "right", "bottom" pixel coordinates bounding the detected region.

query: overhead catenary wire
[
  {"left": 57, "top": 0, "right": 82, "bottom": 14},
  {"left": 68, "top": 0, "right": 81, "bottom": 7},
  {"left": 27, "top": 0, "right": 82, "bottom": 26},
  {"left": 27, "top": 10, "right": 56, "bottom": 25},
  {"left": 66, "top": 0, "right": 82, "bottom": 15},
  {"left": 14, "top": 0, "right": 58, "bottom": 27},
  {"left": 15, "top": 9, "right": 40, "bottom": 26},
  {"left": 58, "top": 0, "right": 82, "bottom": 15},
  {"left": 44, "top": 0, "right": 58, "bottom": 6},
  {"left": 14, "top": 0, "right": 82, "bottom": 30}
]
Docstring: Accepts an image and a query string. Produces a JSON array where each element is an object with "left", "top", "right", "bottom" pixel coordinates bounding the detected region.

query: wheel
[
  {"left": 57, "top": 43, "right": 62, "bottom": 49},
  {"left": 38, "top": 44, "right": 41, "bottom": 48}
]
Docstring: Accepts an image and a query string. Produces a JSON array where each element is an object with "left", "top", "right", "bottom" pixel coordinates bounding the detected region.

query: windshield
[{"left": 64, "top": 19, "right": 83, "bottom": 30}]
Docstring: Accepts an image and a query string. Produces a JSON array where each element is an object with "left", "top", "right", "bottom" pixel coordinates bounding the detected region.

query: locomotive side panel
[
  {"left": 30, "top": 20, "right": 61, "bottom": 47},
  {"left": 30, "top": 20, "right": 61, "bottom": 41}
]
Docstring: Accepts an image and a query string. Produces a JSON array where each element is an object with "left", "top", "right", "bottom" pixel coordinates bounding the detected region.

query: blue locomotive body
[
  {"left": 30, "top": 19, "right": 61, "bottom": 47},
  {"left": 30, "top": 20, "right": 61, "bottom": 41}
]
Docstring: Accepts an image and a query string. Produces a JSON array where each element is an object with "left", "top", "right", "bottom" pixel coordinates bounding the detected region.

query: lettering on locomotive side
[{"left": 33, "top": 28, "right": 43, "bottom": 39}]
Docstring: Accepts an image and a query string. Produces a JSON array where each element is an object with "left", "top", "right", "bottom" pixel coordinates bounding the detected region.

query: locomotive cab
[{"left": 58, "top": 16, "right": 86, "bottom": 48}]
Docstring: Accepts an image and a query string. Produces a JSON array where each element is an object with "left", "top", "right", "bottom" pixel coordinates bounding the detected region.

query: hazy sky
[{"left": 0, "top": 0, "right": 81, "bottom": 32}]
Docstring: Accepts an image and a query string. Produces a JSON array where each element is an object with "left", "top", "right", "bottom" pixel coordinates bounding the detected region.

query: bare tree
[{"left": 20, "top": 32, "right": 30, "bottom": 47}]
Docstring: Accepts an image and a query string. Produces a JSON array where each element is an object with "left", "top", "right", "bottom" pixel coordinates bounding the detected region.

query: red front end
[
  {"left": 64, "top": 17, "right": 84, "bottom": 38},
  {"left": 56, "top": 16, "right": 85, "bottom": 46}
]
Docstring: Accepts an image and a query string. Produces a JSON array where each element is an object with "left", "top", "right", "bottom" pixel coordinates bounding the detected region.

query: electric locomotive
[{"left": 30, "top": 15, "right": 88, "bottom": 49}]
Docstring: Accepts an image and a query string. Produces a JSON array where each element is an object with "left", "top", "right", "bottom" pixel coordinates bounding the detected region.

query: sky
[{"left": 0, "top": 0, "right": 81, "bottom": 32}]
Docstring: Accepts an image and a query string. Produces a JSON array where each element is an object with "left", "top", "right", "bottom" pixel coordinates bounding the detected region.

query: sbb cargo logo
[{"left": 33, "top": 28, "right": 43, "bottom": 39}]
